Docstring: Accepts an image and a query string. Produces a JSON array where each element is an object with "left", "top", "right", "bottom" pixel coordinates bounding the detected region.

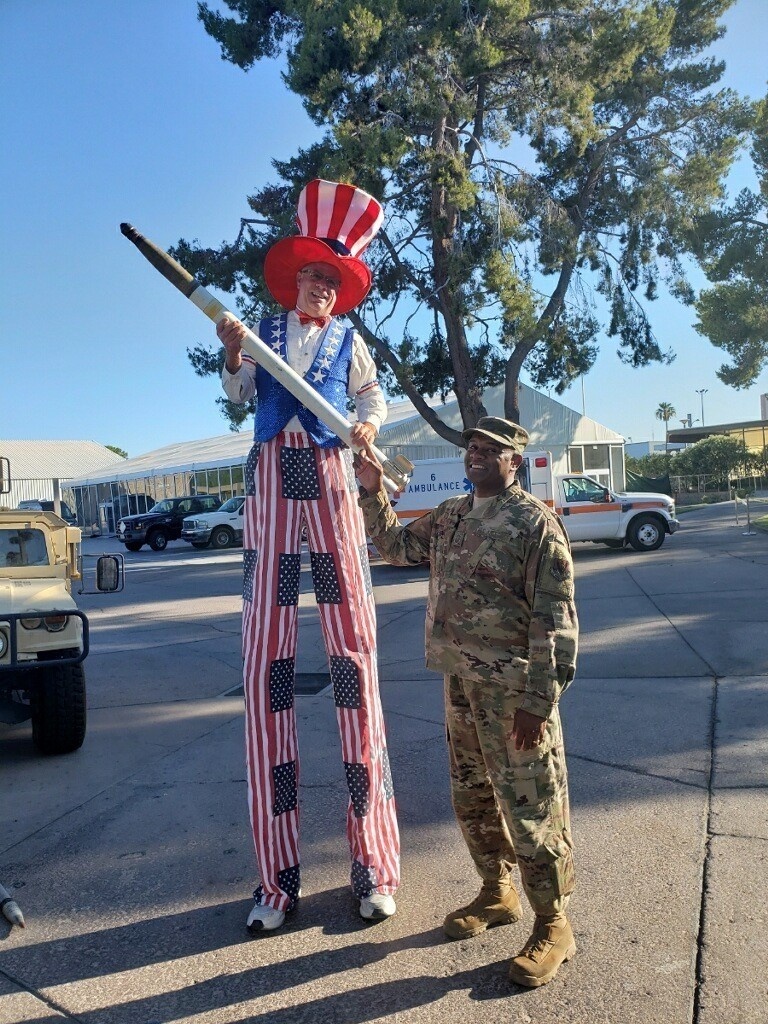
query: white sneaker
[
  {"left": 246, "top": 903, "right": 286, "bottom": 934},
  {"left": 359, "top": 892, "right": 397, "bottom": 920}
]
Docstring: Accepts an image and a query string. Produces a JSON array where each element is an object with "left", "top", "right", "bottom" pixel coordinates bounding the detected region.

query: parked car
[
  {"left": 17, "top": 499, "right": 77, "bottom": 527},
  {"left": 116, "top": 495, "right": 221, "bottom": 551},
  {"left": 181, "top": 495, "right": 245, "bottom": 549}
]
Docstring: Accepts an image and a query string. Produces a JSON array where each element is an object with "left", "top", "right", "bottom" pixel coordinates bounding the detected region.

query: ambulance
[{"left": 391, "top": 452, "right": 680, "bottom": 552}]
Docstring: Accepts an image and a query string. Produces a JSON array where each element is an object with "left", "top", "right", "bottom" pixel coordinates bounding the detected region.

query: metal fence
[{"left": 671, "top": 473, "right": 768, "bottom": 494}]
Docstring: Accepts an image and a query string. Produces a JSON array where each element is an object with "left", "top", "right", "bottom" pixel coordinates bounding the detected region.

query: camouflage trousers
[{"left": 445, "top": 673, "right": 575, "bottom": 916}]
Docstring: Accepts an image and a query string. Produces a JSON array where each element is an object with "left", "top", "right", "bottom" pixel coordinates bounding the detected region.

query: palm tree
[{"left": 655, "top": 402, "right": 677, "bottom": 453}]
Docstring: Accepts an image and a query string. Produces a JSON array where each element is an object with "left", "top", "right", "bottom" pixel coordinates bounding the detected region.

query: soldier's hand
[
  {"left": 353, "top": 440, "right": 384, "bottom": 494},
  {"left": 512, "top": 708, "right": 547, "bottom": 751}
]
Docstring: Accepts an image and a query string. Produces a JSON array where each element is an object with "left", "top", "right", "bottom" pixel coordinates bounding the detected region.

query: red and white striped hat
[{"left": 264, "top": 179, "right": 384, "bottom": 315}]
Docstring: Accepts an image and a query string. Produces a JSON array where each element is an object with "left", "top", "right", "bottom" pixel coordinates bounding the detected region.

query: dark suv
[
  {"left": 17, "top": 499, "right": 78, "bottom": 527},
  {"left": 116, "top": 495, "right": 221, "bottom": 551}
]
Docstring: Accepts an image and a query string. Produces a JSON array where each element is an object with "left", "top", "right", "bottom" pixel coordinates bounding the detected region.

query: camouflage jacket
[{"left": 359, "top": 482, "right": 578, "bottom": 718}]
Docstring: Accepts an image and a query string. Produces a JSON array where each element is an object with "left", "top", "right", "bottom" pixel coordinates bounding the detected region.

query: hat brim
[
  {"left": 461, "top": 426, "right": 527, "bottom": 453},
  {"left": 263, "top": 236, "right": 372, "bottom": 316}
]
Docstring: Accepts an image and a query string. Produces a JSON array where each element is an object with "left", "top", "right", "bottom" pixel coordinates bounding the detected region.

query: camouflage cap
[{"left": 462, "top": 416, "right": 530, "bottom": 453}]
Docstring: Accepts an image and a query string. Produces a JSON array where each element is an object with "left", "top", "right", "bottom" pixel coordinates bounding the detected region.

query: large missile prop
[
  {"left": 120, "top": 224, "right": 413, "bottom": 493},
  {"left": 0, "top": 883, "right": 25, "bottom": 929}
]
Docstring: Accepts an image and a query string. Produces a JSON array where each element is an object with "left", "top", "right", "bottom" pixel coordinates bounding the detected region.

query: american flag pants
[{"left": 241, "top": 432, "right": 400, "bottom": 912}]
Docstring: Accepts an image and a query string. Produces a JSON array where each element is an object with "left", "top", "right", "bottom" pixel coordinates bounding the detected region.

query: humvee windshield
[{"left": 0, "top": 528, "right": 49, "bottom": 567}]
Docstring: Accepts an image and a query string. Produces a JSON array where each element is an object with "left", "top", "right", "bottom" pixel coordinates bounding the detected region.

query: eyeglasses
[{"left": 300, "top": 269, "right": 341, "bottom": 291}]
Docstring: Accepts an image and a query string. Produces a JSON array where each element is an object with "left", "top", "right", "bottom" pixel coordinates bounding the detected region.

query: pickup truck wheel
[
  {"left": 31, "top": 663, "right": 86, "bottom": 755},
  {"left": 627, "top": 515, "right": 665, "bottom": 552},
  {"left": 210, "top": 526, "right": 234, "bottom": 549},
  {"left": 148, "top": 529, "right": 169, "bottom": 551},
  {"left": 125, "top": 541, "right": 143, "bottom": 552}
]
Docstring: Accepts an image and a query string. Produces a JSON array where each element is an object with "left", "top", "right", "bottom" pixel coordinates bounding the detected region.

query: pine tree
[{"left": 181, "top": 0, "right": 749, "bottom": 441}]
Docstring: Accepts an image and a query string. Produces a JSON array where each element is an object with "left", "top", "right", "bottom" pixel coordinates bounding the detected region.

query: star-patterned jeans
[{"left": 241, "top": 432, "right": 400, "bottom": 912}]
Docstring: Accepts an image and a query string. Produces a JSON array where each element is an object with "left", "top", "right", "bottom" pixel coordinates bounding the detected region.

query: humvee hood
[{"left": 0, "top": 578, "right": 77, "bottom": 614}]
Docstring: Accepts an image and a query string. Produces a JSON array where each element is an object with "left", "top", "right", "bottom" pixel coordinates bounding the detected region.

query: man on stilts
[{"left": 217, "top": 179, "right": 400, "bottom": 933}]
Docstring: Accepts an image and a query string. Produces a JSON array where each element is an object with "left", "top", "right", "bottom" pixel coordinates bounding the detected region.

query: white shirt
[
  {"left": 221, "top": 310, "right": 387, "bottom": 434},
  {"left": 466, "top": 493, "right": 496, "bottom": 519}
]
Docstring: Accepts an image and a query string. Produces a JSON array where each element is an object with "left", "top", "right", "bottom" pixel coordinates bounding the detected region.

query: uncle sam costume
[{"left": 221, "top": 180, "right": 400, "bottom": 931}]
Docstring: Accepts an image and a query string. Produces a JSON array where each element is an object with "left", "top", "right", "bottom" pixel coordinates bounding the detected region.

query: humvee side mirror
[{"left": 96, "top": 554, "right": 123, "bottom": 593}]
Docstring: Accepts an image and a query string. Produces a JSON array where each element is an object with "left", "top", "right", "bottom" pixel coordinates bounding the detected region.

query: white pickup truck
[
  {"left": 390, "top": 454, "right": 679, "bottom": 552},
  {"left": 180, "top": 495, "right": 245, "bottom": 549}
]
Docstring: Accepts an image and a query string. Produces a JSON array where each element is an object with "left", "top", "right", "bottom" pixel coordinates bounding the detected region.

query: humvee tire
[{"left": 31, "top": 662, "right": 87, "bottom": 755}]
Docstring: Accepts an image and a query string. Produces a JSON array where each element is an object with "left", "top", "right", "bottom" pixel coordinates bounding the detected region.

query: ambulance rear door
[
  {"left": 391, "top": 458, "right": 471, "bottom": 523},
  {"left": 521, "top": 451, "right": 554, "bottom": 506}
]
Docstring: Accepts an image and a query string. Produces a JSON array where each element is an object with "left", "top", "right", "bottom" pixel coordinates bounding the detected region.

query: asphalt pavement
[{"left": 1, "top": 501, "right": 766, "bottom": 1024}]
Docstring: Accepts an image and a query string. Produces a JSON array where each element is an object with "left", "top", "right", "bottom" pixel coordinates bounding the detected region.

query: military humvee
[{"left": 0, "top": 506, "right": 122, "bottom": 755}]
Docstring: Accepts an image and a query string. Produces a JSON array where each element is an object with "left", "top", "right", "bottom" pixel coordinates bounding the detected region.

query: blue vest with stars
[{"left": 253, "top": 313, "right": 354, "bottom": 448}]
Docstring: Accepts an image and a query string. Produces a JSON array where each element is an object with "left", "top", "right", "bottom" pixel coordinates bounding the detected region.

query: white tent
[
  {"left": 1, "top": 440, "right": 124, "bottom": 510},
  {"left": 379, "top": 383, "right": 625, "bottom": 484}
]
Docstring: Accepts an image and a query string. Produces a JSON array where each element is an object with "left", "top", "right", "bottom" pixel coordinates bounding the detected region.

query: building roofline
[{"left": 667, "top": 418, "right": 768, "bottom": 443}]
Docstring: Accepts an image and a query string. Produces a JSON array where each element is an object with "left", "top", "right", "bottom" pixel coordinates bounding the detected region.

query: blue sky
[{"left": 1, "top": 0, "right": 766, "bottom": 457}]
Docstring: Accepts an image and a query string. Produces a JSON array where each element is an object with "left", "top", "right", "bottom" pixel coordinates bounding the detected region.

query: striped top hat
[{"left": 263, "top": 179, "right": 384, "bottom": 316}]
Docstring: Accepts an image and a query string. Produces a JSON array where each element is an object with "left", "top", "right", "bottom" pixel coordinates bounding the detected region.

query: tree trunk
[{"left": 431, "top": 117, "right": 486, "bottom": 430}]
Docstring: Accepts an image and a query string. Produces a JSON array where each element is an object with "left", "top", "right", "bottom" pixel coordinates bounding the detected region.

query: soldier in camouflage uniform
[{"left": 354, "top": 416, "right": 578, "bottom": 988}]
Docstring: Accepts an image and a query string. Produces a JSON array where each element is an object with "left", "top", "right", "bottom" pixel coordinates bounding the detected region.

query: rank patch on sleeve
[{"left": 550, "top": 555, "right": 571, "bottom": 583}]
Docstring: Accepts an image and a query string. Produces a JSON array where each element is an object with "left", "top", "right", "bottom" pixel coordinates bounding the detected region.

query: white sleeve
[
  {"left": 348, "top": 332, "right": 387, "bottom": 433},
  {"left": 221, "top": 354, "right": 257, "bottom": 404}
]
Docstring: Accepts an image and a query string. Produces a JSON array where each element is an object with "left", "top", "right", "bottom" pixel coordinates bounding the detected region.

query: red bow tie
[{"left": 296, "top": 310, "right": 330, "bottom": 328}]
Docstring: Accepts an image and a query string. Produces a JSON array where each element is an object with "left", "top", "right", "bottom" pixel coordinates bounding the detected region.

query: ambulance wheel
[{"left": 627, "top": 515, "right": 665, "bottom": 552}]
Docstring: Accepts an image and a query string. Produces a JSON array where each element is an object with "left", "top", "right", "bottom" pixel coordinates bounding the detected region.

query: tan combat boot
[
  {"left": 507, "top": 914, "right": 576, "bottom": 987},
  {"left": 443, "top": 877, "right": 523, "bottom": 939}
]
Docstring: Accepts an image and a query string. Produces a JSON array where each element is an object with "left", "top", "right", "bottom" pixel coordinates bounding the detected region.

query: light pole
[{"left": 696, "top": 388, "right": 708, "bottom": 426}]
